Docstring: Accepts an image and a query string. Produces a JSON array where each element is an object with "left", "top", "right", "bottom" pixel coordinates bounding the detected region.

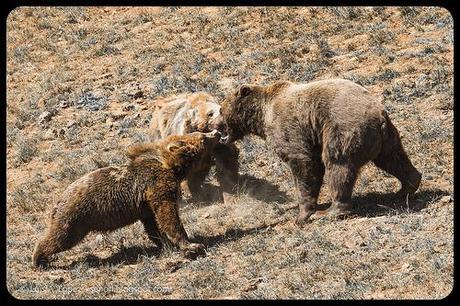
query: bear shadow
[
  {"left": 59, "top": 189, "right": 448, "bottom": 269},
  {"left": 192, "top": 219, "right": 285, "bottom": 249},
  {"left": 63, "top": 245, "right": 162, "bottom": 269},
  {"left": 187, "top": 174, "right": 291, "bottom": 208},
  {"left": 238, "top": 174, "right": 291, "bottom": 204},
  {"left": 314, "top": 188, "right": 450, "bottom": 218}
]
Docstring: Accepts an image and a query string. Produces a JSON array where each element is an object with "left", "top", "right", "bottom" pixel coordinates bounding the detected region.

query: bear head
[
  {"left": 127, "top": 130, "right": 222, "bottom": 178},
  {"left": 184, "top": 93, "right": 227, "bottom": 136},
  {"left": 220, "top": 84, "right": 263, "bottom": 144}
]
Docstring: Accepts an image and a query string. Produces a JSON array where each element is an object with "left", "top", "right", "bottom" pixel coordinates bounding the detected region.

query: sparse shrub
[
  {"left": 8, "top": 174, "right": 49, "bottom": 212},
  {"left": 369, "top": 29, "right": 395, "bottom": 46},
  {"left": 75, "top": 92, "right": 108, "bottom": 111},
  {"left": 399, "top": 7, "right": 420, "bottom": 24},
  {"left": 117, "top": 116, "right": 139, "bottom": 136},
  {"left": 328, "top": 7, "right": 362, "bottom": 20},
  {"left": 94, "top": 45, "right": 121, "bottom": 57},
  {"left": 12, "top": 135, "right": 38, "bottom": 166},
  {"left": 418, "top": 117, "right": 451, "bottom": 141},
  {"left": 376, "top": 68, "right": 400, "bottom": 82},
  {"left": 315, "top": 36, "right": 336, "bottom": 58},
  {"left": 287, "top": 62, "right": 319, "bottom": 82},
  {"left": 9, "top": 100, "right": 41, "bottom": 130},
  {"left": 5, "top": 6, "right": 454, "bottom": 300},
  {"left": 382, "top": 82, "right": 411, "bottom": 104},
  {"left": 12, "top": 46, "right": 29, "bottom": 63},
  {"left": 6, "top": 126, "right": 20, "bottom": 148}
]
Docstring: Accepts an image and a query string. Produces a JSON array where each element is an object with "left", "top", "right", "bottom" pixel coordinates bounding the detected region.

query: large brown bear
[
  {"left": 33, "top": 131, "right": 222, "bottom": 267},
  {"left": 149, "top": 92, "right": 239, "bottom": 202},
  {"left": 220, "top": 79, "right": 422, "bottom": 225}
]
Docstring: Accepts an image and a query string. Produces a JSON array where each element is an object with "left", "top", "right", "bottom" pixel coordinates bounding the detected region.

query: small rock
[
  {"left": 243, "top": 278, "right": 263, "bottom": 292},
  {"left": 132, "top": 90, "right": 143, "bottom": 99},
  {"left": 42, "top": 129, "right": 56, "bottom": 140},
  {"left": 440, "top": 195, "right": 452, "bottom": 203},
  {"left": 167, "top": 261, "right": 185, "bottom": 273},
  {"left": 401, "top": 262, "right": 414, "bottom": 272},
  {"left": 123, "top": 83, "right": 144, "bottom": 99},
  {"left": 59, "top": 100, "right": 70, "bottom": 108},
  {"left": 66, "top": 121, "right": 78, "bottom": 129},
  {"left": 122, "top": 104, "right": 135, "bottom": 112},
  {"left": 111, "top": 111, "right": 127, "bottom": 120},
  {"left": 53, "top": 277, "right": 65, "bottom": 285},
  {"left": 38, "top": 111, "right": 54, "bottom": 124}
]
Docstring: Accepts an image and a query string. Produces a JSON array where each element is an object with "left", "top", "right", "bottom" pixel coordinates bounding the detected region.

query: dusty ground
[{"left": 6, "top": 7, "right": 453, "bottom": 299}]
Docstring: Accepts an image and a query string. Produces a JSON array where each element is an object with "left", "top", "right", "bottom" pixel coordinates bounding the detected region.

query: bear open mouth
[{"left": 219, "top": 133, "right": 230, "bottom": 144}]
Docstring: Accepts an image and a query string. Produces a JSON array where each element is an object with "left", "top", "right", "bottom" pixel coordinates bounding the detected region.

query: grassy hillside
[{"left": 6, "top": 7, "right": 453, "bottom": 299}]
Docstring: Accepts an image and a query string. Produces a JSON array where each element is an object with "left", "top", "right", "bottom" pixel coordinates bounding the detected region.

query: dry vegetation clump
[{"left": 6, "top": 6, "right": 453, "bottom": 299}]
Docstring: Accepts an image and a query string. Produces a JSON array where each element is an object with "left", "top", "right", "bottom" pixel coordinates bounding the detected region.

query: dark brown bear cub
[
  {"left": 220, "top": 79, "right": 421, "bottom": 225},
  {"left": 33, "top": 130, "right": 221, "bottom": 267}
]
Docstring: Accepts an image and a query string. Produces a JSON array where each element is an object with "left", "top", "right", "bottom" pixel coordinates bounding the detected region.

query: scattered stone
[
  {"left": 66, "top": 121, "right": 78, "bottom": 129},
  {"left": 122, "top": 103, "right": 136, "bottom": 112},
  {"left": 166, "top": 261, "right": 185, "bottom": 273},
  {"left": 439, "top": 195, "right": 452, "bottom": 203},
  {"left": 38, "top": 111, "right": 54, "bottom": 124},
  {"left": 123, "top": 83, "right": 144, "bottom": 100},
  {"left": 58, "top": 128, "right": 66, "bottom": 137},
  {"left": 52, "top": 277, "right": 65, "bottom": 285},
  {"left": 243, "top": 278, "right": 263, "bottom": 292},
  {"left": 59, "top": 100, "right": 70, "bottom": 108},
  {"left": 111, "top": 111, "right": 127, "bottom": 120},
  {"left": 42, "top": 129, "right": 56, "bottom": 140},
  {"left": 75, "top": 91, "right": 108, "bottom": 111}
]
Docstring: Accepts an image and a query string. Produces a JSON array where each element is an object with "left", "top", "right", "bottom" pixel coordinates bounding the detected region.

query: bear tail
[{"left": 379, "top": 110, "right": 401, "bottom": 152}]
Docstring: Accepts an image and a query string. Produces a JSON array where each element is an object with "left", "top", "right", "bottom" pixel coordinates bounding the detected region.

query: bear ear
[{"left": 239, "top": 85, "right": 252, "bottom": 97}]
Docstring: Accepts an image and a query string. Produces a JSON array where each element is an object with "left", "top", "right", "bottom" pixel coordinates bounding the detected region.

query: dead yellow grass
[{"left": 7, "top": 7, "right": 453, "bottom": 299}]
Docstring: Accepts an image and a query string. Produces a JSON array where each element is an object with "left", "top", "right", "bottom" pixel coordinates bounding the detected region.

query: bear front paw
[{"left": 295, "top": 212, "right": 313, "bottom": 226}]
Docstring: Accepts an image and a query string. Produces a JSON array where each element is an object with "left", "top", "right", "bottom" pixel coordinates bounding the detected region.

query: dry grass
[{"left": 6, "top": 6, "right": 453, "bottom": 299}]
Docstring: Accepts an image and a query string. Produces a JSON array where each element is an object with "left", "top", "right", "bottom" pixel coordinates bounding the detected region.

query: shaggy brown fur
[
  {"left": 221, "top": 79, "right": 422, "bottom": 224},
  {"left": 149, "top": 92, "right": 239, "bottom": 202},
  {"left": 32, "top": 131, "right": 221, "bottom": 268}
]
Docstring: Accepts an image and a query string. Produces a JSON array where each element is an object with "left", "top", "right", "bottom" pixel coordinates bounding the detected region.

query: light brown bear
[
  {"left": 220, "top": 79, "right": 422, "bottom": 225},
  {"left": 33, "top": 131, "right": 222, "bottom": 267},
  {"left": 149, "top": 92, "right": 239, "bottom": 202}
]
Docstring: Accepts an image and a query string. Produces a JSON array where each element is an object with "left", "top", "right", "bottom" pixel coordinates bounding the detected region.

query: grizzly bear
[
  {"left": 149, "top": 92, "right": 239, "bottom": 203},
  {"left": 220, "top": 79, "right": 422, "bottom": 225},
  {"left": 32, "top": 130, "right": 222, "bottom": 267}
]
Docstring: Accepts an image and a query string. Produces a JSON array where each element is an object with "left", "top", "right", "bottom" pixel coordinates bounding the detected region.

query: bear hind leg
[
  {"left": 33, "top": 223, "right": 87, "bottom": 268},
  {"left": 373, "top": 142, "right": 421, "bottom": 196},
  {"left": 322, "top": 163, "right": 358, "bottom": 219}
]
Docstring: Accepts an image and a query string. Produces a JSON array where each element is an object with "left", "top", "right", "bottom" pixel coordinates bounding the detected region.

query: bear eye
[{"left": 207, "top": 111, "right": 214, "bottom": 118}]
